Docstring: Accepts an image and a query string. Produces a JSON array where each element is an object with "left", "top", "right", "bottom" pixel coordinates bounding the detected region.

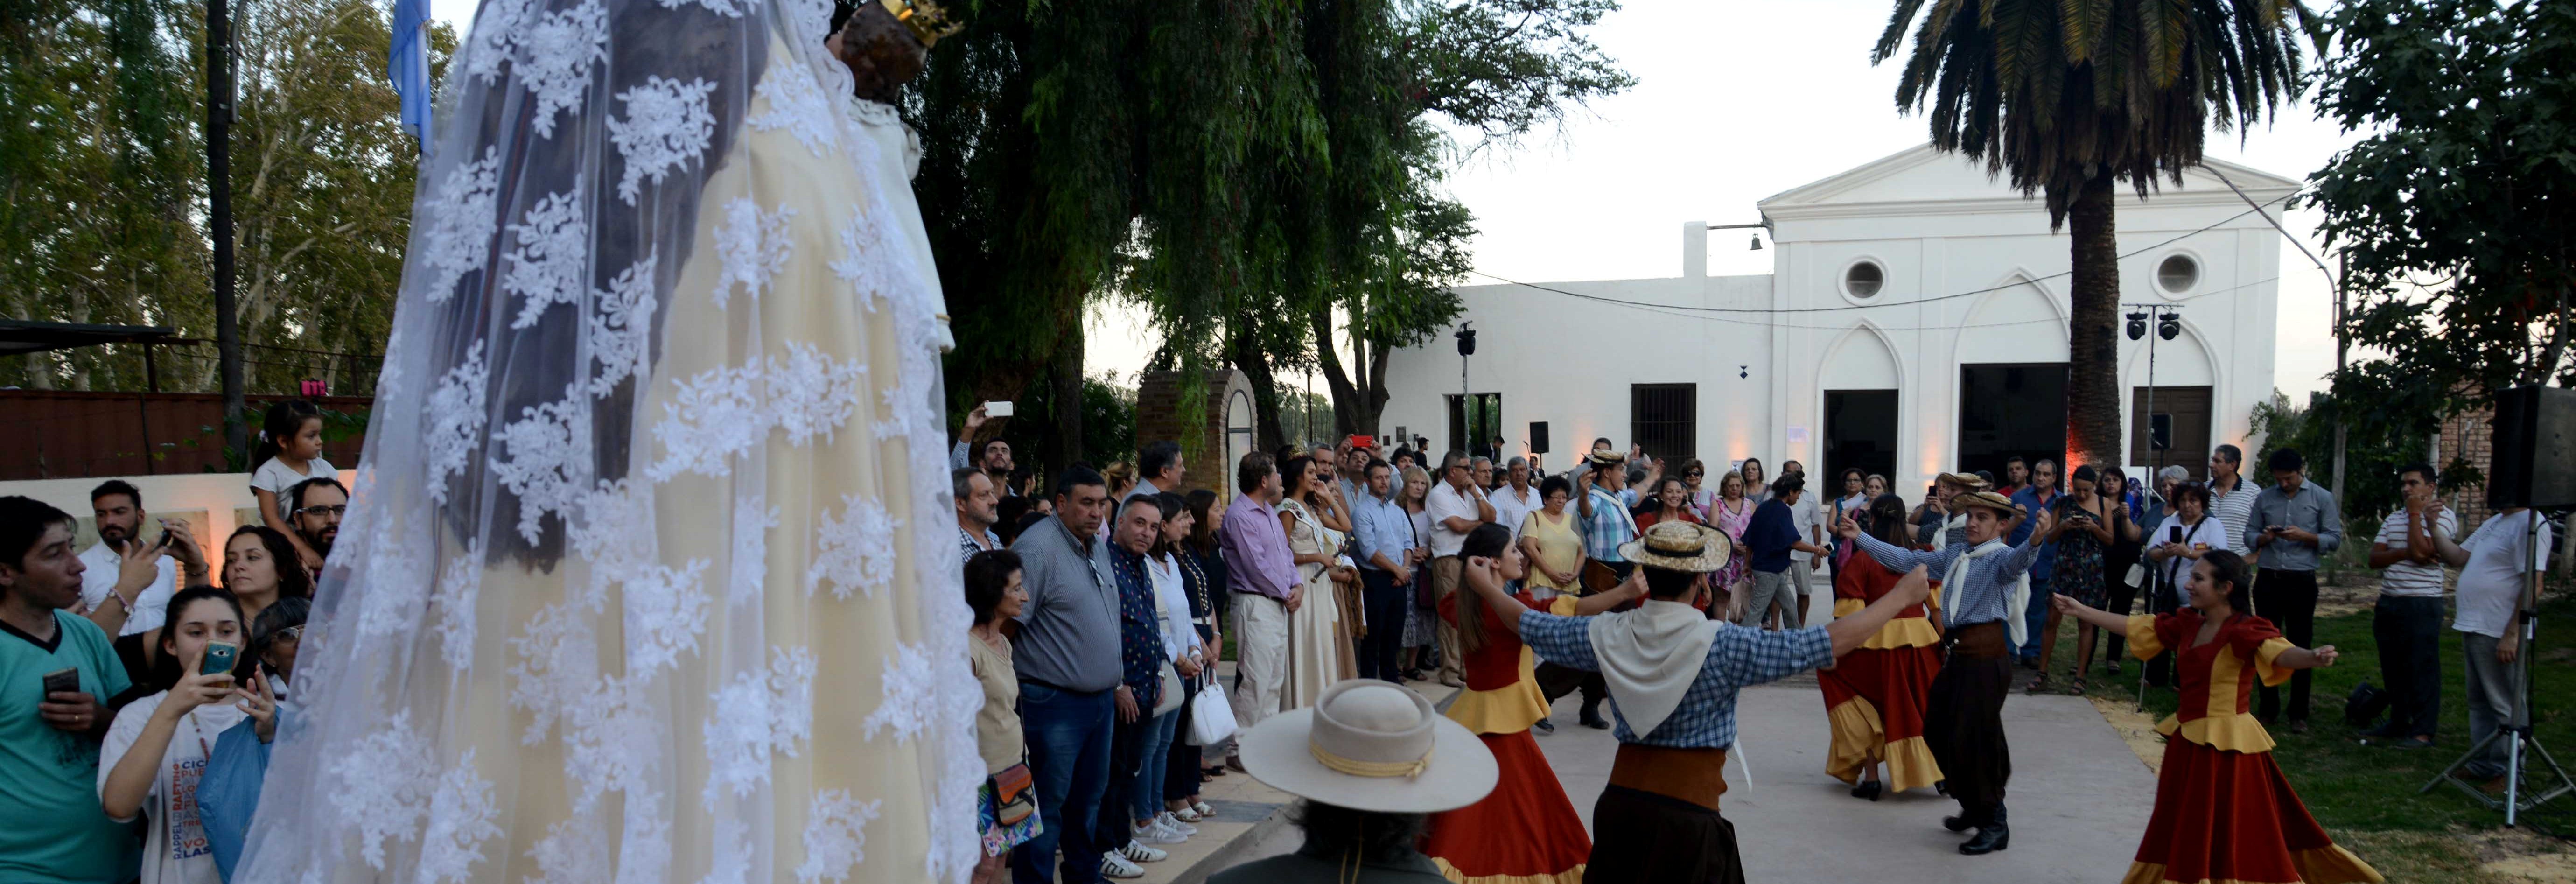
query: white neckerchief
[
  {"left": 1585, "top": 599, "right": 1722, "bottom": 737},
  {"left": 1946, "top": 539, "right": 2030, "bottom": 647}
]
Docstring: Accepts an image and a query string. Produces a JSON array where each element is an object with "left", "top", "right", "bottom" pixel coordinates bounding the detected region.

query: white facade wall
[{"left": 1381, "top": 144, "right": 2295, "bottom": 497}]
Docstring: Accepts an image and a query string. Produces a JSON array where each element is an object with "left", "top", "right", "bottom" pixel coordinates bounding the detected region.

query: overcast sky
[{"left": 431, "top": 0, "right": 2359, "bottom": 399}]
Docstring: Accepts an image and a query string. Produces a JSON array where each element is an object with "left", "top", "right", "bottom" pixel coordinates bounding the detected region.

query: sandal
[
  {"left": 1190, "top": 800, "right": 1214, "bottom": 817},
  {"left": 2065, "top": 677, "right": 2087, "bottom": 695},
  {"left": 2024, "top": 674, "right": 2051, "bottom": 695}
]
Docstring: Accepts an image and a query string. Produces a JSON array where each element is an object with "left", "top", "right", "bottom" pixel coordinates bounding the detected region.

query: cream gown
[
  {"left": 235, "top": 8, "right": 982, "bottom": 883},
  {"left": 1279, "top": 497, "right": 1351, "bottom": 708}
]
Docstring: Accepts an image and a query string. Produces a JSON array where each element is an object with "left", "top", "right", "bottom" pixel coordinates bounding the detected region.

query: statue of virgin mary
[{"left": 231, "top": 0, "right": 984, "bottom": 880}]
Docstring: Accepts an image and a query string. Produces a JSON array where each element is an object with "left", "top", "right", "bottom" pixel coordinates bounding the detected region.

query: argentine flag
[{"left": 388, "top": 0, "right": 432, "bottom": 155}]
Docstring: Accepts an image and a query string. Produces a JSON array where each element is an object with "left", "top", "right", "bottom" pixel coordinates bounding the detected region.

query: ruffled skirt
[
  {"left": 2121, "top": 739, "right": 2381, "bottom": 884},
  {"left": 1421, "top": 730, "right": 1591, "bottom": 884}
]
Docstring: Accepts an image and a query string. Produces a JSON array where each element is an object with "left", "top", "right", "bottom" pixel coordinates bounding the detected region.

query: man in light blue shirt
[
  {"left": 1349, "top": 460, "right": 1415, "bottom": 682},
  {"left": 2004, "top": 459, "right": 2063, "bottom": 665}
]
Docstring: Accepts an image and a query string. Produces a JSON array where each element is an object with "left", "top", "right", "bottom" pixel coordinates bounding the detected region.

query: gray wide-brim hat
[{"left": 1237, "top": 680, "right": 1498, "bottom": 814}]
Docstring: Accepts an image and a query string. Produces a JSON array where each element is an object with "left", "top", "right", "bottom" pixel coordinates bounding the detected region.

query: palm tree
[{"left": 1875, "top": 0, "right": 2316, "bottom": 471}]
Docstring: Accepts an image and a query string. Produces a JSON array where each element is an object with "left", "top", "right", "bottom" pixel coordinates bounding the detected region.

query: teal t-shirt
[{"left": 0, "top": 610, "right": 139, "bottom": 884}]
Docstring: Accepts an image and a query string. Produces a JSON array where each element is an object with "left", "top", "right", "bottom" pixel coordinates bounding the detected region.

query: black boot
[
  {"left": 1959, "top": 805, "right": 2009, "bottom": 855},
  {"left": 1941, "top": 809, "right": 1982, "bottom": 832},
  {"left": 1578, "top": 701, "right": 1610, "bottom": 730},
  {"left": 1849, "top": 780, "right": 1883, "bottom": 801}
]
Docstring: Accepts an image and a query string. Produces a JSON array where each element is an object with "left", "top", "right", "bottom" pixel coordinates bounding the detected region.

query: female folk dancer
[
  {"left": 1418, "top": 524, "right": 1627, "bottom": 883},
  {"left": 1819, "top": 494, "right": 1945, "bottom": 800},
  {"left": 2053, "top": 552, "right": 2382, "bottom": 884}
]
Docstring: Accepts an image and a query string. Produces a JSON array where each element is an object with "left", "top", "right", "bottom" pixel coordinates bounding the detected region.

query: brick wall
[{"left": 1134, "top": 369, "right": 1252, "bottom": 500}]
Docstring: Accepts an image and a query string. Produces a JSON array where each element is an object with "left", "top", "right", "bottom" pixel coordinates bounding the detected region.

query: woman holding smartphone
[
  {"left": 98, "top": 586, "right": 255, "bottom": 884},
  {"left": 2031, "top": 466, "right": 2131, "bottom": 694},
  {"left": 2144, "top": 483, "right": 2227, "bottom": 687}
]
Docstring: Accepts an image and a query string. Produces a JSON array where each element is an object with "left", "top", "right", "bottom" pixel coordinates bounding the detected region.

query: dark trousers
[
  {"left": 1014, "top": 683, "right": 1115, "bottom": 884},
  {"left": 2253, "top": 568, "right": 2319, "bottom": 723},
  {"left": 2373, "top": 595, "right": 2446, "bottom": 739},
  {"left": 1535, "top": 662, "right": 1605, "bottom": 714},
  {"left": 1928, "top": 622, "right": 2014, "bottom": 819},
  {"left": 1587, "top": 786, "right": 1744, "bottom": 884},
  {"left": 1096, "top": 703, "right": 1150, "bottom": 850},
  {"left": 2102, "top": 557, "right": 2141, "bottom": 662},
  {"left": 1358, "top": 568, "right": 1410, "bottom": 682}
]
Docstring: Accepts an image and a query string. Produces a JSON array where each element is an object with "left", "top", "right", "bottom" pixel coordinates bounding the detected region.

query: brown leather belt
[
  {"left": 1945, "top": 621, "right": 2008, "bottom": 659},
  {"left": 1608, "top": 744, "right": 1729, "bottom": 812}
]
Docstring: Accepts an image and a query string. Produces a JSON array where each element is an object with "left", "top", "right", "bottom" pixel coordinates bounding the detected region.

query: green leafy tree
[
  {"left": 2308, "top": 0, "right": 2576, "bottom": 408},
  {"left": 1875, "top": 0, "right": 2317, "bottom": 472},
  {"left": 2, "top": 0, "right": 451, "bottom": 398}
]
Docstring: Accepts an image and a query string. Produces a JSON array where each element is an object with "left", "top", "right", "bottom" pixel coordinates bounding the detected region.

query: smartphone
[
  {"left": 982, "top": 400, "right": 1014, "bottom": 418},
  {"left": 201, "top": 641, "right": 240, "bottom": 677},
  {"left": 41, "top": 667, "right": 79, "bottom": 699},
  {"left": 2167, "top": 526, "right": 2184, "bottom": 544}
]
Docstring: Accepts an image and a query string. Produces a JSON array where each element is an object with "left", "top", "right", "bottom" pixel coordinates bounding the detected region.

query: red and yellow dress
[
  {"left": 2119, "top": 612, "right": 2383, "bottom": 884},
  {"left": 1817, "top": 555, "right": 1945, "bottom": 792},
  {"left": 1422, "top": 591, "right": 1591, "bottom": 884}
]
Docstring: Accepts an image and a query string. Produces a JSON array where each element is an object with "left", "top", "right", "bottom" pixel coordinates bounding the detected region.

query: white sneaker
[
  {"left": 1131, "top": 820, "right": 1187, "bottom": 844},
  {"left": 1116, "top": 840, "right": 1169, "bottom": 863},
  {"left": 1155, "top": 812, "right": 1199, "bottom": 835},
  {"left": 1100, "top": 853, "right": 1145, "bottom": 879}
]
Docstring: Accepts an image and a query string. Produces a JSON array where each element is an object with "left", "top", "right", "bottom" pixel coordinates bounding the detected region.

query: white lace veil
[{"left": 231, "top": 0, "right": 982, "bottom": 879}]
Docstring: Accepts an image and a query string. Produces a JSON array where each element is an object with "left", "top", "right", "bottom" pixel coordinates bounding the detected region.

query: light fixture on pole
[
  {"left": 2125, "top": 301, "right": 2184, "bottom": 710},
  {"left": 1455, "top": 323, "right": 1476, "bottom": 454}
]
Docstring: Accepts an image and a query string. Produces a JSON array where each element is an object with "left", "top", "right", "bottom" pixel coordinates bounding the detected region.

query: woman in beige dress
[{"left": 1277, "top": 455, "right": 1357, "bottom": 707}]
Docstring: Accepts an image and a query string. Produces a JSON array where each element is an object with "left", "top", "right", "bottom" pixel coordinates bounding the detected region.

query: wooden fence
[{"left": 0, "top": 390, "right": 372, "bottom": 480}]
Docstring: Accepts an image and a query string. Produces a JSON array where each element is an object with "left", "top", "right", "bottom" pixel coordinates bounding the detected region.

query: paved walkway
[{"left": 1175, "top": 588, "right": 2163, "bottom": 882}]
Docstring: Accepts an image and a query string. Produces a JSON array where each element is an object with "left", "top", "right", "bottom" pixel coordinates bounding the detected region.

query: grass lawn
[{"left": 2046, "top": 578, "right": 2576, "bottom": 883}]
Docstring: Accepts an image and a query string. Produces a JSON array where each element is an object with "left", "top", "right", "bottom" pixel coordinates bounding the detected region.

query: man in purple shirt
[{"left": 1218, "top": 451, "right": 1299, "bottom": 770}]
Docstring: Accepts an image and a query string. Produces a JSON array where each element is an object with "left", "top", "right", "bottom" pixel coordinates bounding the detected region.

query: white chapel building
[{"left": 1378, "top": 144, "right": 2301, "bottom": 496}]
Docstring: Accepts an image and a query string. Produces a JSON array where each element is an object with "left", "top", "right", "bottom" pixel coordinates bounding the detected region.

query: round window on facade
[
  {"left": 2156, "top": 254, "right": 2199, "bottom": 294},
  {"left": 1843, "top": 260, "right": 1885, "bottom": 299}
]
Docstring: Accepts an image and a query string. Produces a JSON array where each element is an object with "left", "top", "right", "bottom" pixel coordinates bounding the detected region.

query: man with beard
[
  {"left": 284, "top": 477, "right": 347, "bottom": 568},
  {"left": 77, "top": 481, "right": 201, "bottom": 637}
]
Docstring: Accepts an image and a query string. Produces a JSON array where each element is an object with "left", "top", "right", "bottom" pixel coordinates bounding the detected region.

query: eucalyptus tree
[{"left": 1873, "top": 0, "right": 2317, "bottom": 471}]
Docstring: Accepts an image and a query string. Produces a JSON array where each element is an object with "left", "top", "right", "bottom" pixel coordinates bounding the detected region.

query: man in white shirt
[
  {"left": 2448, "top": 504, "right": 2553, "bottom": 781},
  {"left": 1782, "top": 461, "right": 1826, "bottom": 628},
  {"left": 1490, "top": 457, "right": 1542, "bottom": 541},
  {"left": 1425, "top": 450, "right": 1494, "bottom": 688},
  {"left": 2363, "top": 463, "right": 2461, "bottom": 748},
  {"left": 2206, "top": 444, "right": 2256, "bottom": 555},
  {"left": 76, "top": 481, "right": 200, "bottom": 638}
]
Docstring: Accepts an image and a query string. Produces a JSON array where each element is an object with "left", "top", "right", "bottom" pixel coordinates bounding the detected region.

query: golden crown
[{"left": 879, "top": 0, "right": 962, "bottom": 48}]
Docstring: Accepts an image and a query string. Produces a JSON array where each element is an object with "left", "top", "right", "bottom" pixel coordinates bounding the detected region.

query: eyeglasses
[
  {"left": 296, "top": 505, "right": 347, "bottom": 517},
  {"left": 1686, "top": 471, "right": 1704, "bottom": 477},
  {"left": 269, "top": 625, "right": 303, "bottom": 643}
]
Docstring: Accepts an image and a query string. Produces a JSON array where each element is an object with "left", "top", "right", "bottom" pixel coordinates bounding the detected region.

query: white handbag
[{"left": 1186, "top": 675, "right": 1238, "bottom": 746}]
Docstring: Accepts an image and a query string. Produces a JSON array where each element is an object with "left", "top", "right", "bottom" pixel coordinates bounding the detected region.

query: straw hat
[
  {"left": 1235, "top": 680, "right": 1497, "bottom": 814},
  {"left": 1938, "top": 471, "right": 1988, "bottom": 489},
  {"left": 1585, "top": 449, "right": 1628, "bottom": 468},
  {"left": 1951, "top": 491, "right": 2023, "bottom": 516},
  {"left": 1616, "top": 520, "right": 1733, "bottom": 573}
]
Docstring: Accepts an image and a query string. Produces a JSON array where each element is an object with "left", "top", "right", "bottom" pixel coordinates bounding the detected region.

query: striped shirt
[
  {"left": 1848, "top": 533, "right": 2046, "bottom": 629},
  {"left": 1519, "top": 612, "right": 1832, "bottom": 748},
  {"left": 2208, "top": 476, "right": 2257, "bottom": 555},
  {"left": 2373, "top": 507, "right": 2459, "bottom": 598}
]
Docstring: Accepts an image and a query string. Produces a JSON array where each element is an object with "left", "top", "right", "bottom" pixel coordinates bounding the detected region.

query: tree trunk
[
  {"left": 1049, "top": 318, "right": 1085, "bottom": 471},
  {"left": 2064, "top": 170, "right": 2123, "bottom": 474},
  {"left": 1230, "top": 328, "right": 1288, "bottom": 455},
  {"left": 1311, "top": 308, "right": 1367, "bottom": 437}
]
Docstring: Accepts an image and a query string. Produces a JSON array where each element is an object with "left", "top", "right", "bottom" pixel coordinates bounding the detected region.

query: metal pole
[
  {"left": 207, "top": 0, "right": 245, "bottom": 459},
  {"left": 2330, "top": 254, "right": 2348, "bottom": 513}
]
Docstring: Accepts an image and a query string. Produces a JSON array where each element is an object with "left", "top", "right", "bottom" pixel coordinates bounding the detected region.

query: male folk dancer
[
  {"left": 1835, "top": 491, "right": 2053, "bottom": 855},
  {"left": 1461, "top": 520, "right": 1933, "bottom": 881}
]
